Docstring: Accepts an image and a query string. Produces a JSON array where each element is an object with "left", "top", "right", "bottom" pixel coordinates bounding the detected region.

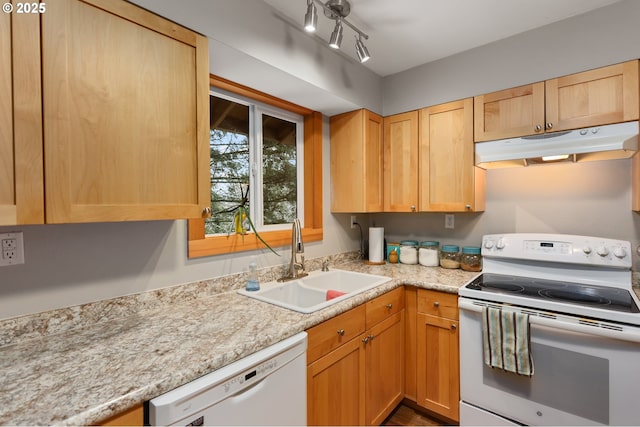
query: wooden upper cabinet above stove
[
  {"left": 474, "top": 60, "right": 639, "bottom": 142},
  {"left": 1, "top": 0, "right": 210, "bottom": 225}
]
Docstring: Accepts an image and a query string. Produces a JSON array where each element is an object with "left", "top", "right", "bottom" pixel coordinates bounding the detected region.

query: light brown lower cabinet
[
  {"left": 307, "top": 332, "right": 366, "bottom": 426},
  {"left": 364, "top": 310, "right": 405, "bottom": 425},
  {"left": 307, "top": 288, "right": 405, "bottom": 426},
  {"left": 98, "top": 403, "right": 143, "bottom": 426},
  {"left": 416, "top": 289, "right": 460, "bottom": 422}
]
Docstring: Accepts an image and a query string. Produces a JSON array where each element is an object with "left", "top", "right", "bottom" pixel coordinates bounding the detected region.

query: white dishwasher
[{"left": 148, "top": 332, "right": 307, "bottom": 426}]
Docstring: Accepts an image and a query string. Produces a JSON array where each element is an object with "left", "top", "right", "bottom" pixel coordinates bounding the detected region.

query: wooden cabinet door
[
  {"left": 0, "top": 4, "right": 44, "bottom": 225},
  {"left": 383, "top": 111, "right": 419, "bottom": 212},
  {"left": 416, "top": 313, "right": 460, "bottom": 422},
  {"left": 330, "top": 109, "right": 383, "bottom": 212},
  {"left": 474, "top": 82, "right": 545, "bottom": 141},
  {"left": 41, "top": 0, "right": 209, "bottom": 223},
  {"left": 100, "top": 404, "right": 143, "bottom": 426},
  {"left": 546, "top": 60, "right": 639, "bottom": 132},
  {"left": 419, "top": 98, "right": 484, "bottom": 212},
  {"left": 365, "top": 311, "right": 405, "bottom": 426},
  {"left": 307, "top": 336, "right": 366, "bottom": 426}
]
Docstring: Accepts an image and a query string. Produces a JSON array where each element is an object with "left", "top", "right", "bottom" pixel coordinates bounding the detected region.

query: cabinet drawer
[
  {"left": 417, "top": 289, "right": 458, "bottom": 320},
  {"left": 307, "top": 304, "right": 366, "bottom": 364},
  {"left": 366, "top": 287, "right": 405, "bottom": 329}
]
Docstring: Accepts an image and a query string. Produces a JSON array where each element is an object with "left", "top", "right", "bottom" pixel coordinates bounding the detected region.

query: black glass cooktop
[{"left": 465, "top": 273, "right": 640, "bottom": 313}]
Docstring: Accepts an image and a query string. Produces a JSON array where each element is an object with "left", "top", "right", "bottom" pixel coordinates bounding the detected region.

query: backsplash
[{"left": 0, "top": 252, "right": 360, "bottom": 347}]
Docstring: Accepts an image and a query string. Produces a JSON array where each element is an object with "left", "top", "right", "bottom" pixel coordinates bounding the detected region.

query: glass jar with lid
[
  {"left": 440, "top": 245, "right": 460, "bottom": 269},
  {"left": 399, "top": 240, "right": 419, "bottom": 265},
  {"left": 461, "top": 246, "right": 483, "bottom": 272},
  {"left": 418, "top": 241, "right": 439, "bottom": 267}
]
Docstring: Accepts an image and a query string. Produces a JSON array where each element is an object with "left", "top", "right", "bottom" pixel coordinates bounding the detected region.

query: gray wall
[
  {"left": 2, "top": 0, "right": 640, "bottom": 320},
  {"left": 375, "top": 159, "right": 640, "bottom": 271},
  {"left": 383, "top": 0, "right": 640, "bottom": 116}
]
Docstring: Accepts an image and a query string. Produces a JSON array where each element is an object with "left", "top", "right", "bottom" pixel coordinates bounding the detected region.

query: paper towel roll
[{"left": 369, "top": 227, "right": 385, "bottom": 263}]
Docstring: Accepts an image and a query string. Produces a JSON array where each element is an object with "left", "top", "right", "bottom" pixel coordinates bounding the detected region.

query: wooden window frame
[{"left": 188, "top": 75, "right": 323, "bottom": 258}]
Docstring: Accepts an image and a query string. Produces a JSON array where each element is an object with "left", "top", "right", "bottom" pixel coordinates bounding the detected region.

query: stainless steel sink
[{"left": 238, "top": 269, "right": 392, "bottom": 313}]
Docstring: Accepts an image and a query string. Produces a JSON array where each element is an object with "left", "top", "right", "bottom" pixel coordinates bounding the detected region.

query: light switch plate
[{"left": 0, "top": 232, "right": 24, "bottom": 266}]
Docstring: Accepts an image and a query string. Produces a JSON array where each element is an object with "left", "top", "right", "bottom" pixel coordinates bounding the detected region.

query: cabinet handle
[
  {"left": 465, "top": 204, "right": 471, "bottom": 210},
  {"left": 362, "top": 336, "right": 369, "bottom": 344},
  {"left": 368, "top": 334, "right": 375, "bottom": 341},
  {"left": 410, "top": 205, "right": 416, "bottom": 212},
  {"left": 451, "top": 324, "right": 457, "bottom": 331},
  {"left": 433, "top": 301, "right": 440, "bottom": 307},
  {"left": 535, "top": 124, "right": 542, "bottom": 132},
  {"left": 202, "top": 207, "right": 212, "bottom": 218},
  {"left": 546, "top": 122, "right": 553, "bottom": 130},
  {"left": 386, "top": 303, "right": 393, "bottom": 309},
  {"left": 337, "top": 329, "right": 345, "bottom": 336}
]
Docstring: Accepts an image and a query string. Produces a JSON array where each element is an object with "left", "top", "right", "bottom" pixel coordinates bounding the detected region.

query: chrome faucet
[{"left": 278, "top": 218, "right": 308, "bottom": 282}]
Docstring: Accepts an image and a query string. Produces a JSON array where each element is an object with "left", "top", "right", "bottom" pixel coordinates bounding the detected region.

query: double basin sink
[{"left": 237, "top": 269, "right": 392, "bottom": 313}]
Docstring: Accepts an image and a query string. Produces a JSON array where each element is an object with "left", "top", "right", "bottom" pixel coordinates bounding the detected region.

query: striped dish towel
[{"left": 482, "top": 306, "right": 534, "bottom": 376}]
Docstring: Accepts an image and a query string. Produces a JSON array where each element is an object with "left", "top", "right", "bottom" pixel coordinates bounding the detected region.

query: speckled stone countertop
[{"left": 0, "top": 257, "right": 478, "bottom": 426}]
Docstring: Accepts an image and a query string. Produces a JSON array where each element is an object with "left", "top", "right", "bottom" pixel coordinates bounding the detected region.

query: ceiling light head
[
  {"left": 329, "top": 20, "right": 343, "bottom": 49},
  {"left": 304, "top": 0, "right": 317, "bottom": 32},
  {"left": 355, "top": 36, "right": 370, "bottom": 63}
]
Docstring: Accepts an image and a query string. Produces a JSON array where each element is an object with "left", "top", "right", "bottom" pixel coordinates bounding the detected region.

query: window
[
  {"left": 207, "top": 90, "right": 304, "bottom": 235},
  {"left": 188, "top": 75, "right": 323, "bottom": 258}
]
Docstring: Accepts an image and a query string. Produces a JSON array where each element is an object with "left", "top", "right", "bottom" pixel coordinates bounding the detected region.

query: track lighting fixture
[
  {"left": 303, "top": 0, "right": 371, "bottom": 63},
  {"left": 304, "top": 0, "right": 317, "bottom": 32}
]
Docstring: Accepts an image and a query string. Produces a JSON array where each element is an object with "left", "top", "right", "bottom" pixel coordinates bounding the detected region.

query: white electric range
[{"left": 458, "top": 233, "right": 640, "bottom": 426}]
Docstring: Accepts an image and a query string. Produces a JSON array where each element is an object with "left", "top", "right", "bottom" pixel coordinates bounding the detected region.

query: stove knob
[
  {"left": 496, "top": 239, "right": 506, "bottom": 250},
  {"left": 596, "top": 246, "right": 609, "bottom": 257},
  {"left": 484, "top": 240, "right": 494, "bottom": 249},
  {"left": 613, "top": 247, "right": 627, "bottom": 259},
  {"left": 582, "top": 246, "right": 592, "bottom": 255}
]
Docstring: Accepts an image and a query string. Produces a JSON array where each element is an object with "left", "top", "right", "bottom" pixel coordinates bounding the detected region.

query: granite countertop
[{"left": 0, "top": 260, "right": 478, "bottom": 426}]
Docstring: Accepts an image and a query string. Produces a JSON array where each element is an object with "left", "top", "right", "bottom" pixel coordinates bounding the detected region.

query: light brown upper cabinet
[
  {"left": 383, "top": 111, "right": 419, "bottom": 212},
  {"left": 1, "top": 0, "right": 209, "bottom": 225},
  {"left": 419, "top": 99, "right": 485, "bottom": 212},
  {"left": 474, "top": 60, "right": 639, "bottom": 142},
  {"left": 0, "top": 5, "right": 43, "bottom": 225},
  {"left": 330, "top": 110, "right": 384, "bottom": 212},
  {"left": 474, "top": 82, "right": 545, "bottom": 142}
]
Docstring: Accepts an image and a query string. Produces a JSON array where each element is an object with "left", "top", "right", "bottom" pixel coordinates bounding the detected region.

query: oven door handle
[{"left": 459, "top": 298, "right": 640, "bottom": 344}]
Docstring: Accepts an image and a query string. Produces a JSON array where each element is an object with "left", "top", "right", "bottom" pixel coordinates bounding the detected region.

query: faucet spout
[{"left": 278, "top": 218, "right": 307, "bottom": 282}]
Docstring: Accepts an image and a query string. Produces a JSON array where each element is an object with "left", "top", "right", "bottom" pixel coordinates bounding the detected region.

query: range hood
[{"left": 475, "top": 121, "right": 639, "bottom": 169}]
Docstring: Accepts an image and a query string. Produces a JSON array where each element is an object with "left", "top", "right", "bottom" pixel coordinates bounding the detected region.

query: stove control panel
[{"left": 482, "top": 233, "right": 632, "bottom": 268}]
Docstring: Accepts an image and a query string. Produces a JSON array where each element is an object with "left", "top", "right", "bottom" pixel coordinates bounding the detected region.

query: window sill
[{"left": 188, "top": 225, "right": 323, "bottom": 258}]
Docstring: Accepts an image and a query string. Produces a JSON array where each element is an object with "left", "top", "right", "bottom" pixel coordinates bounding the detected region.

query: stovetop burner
[
  {"left": 480, "top": 282, "right": 525, "bottom": 293},
  {"left": 538, "top": 289, "right": 611, "bottom": 306},
  {"left": 465, "top": 273, "right": 639, "bottom": 314}
]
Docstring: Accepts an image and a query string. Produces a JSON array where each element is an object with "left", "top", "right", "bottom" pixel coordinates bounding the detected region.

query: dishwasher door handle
[{"left": 225, "top": 374, "right": 269, "bottom": 402}]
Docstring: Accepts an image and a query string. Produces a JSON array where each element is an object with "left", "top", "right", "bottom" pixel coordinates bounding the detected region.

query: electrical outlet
[
  {"left": 445, "top": 214, "right": 455, "bottom": 229},
  {"left": 0, "top": 232, "right": 24, "bottom": 266},
  {"left": 350, "top": 215, "right": 357, "bottom": 229}
]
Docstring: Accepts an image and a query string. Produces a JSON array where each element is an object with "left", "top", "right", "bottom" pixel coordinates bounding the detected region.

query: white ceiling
[{"left": 263, "top": 0, "right": 623, "bottom": 77}]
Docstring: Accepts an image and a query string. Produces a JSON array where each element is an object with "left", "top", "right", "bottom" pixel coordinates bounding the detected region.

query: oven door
[{"left": 459, "top": 298, "right": 640, "bottom": 426}]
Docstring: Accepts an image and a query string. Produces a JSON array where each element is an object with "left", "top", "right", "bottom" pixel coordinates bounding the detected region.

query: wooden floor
[{"left": 382, "top": 403, "right": 448, "bottom": 426}]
